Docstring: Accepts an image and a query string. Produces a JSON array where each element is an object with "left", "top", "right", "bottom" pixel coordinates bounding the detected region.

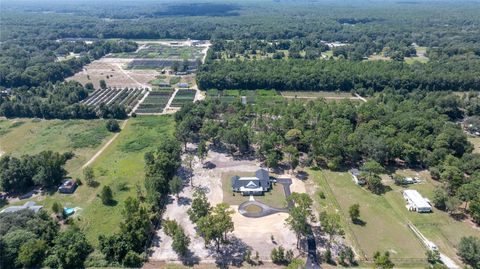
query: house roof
[
  {"left": 403, "top": 189, "right": 431, "bottom": 209},
  {"left": 231, "top": 169, "right": 270, "bottom": 191},
  {"left": 0, "top": 201, "right": 43, "bottom": 214}
]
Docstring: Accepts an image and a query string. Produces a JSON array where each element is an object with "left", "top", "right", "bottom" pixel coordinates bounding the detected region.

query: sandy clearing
[{"left": 150, "top": 147, "right": 304, "bottom": 262}]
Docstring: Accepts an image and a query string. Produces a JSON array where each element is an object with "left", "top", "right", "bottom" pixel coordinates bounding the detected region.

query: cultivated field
[
  {"left": 170, "top": 89, "right": 196, "bottom": 107},
  {"left": 309, "top": 168, "right": 479, "bottom": 267},
  {"left": 80, "top": 87, "right": 147, "bottom": 112},
  {"left": 136, "top": 88, "right": 174, "bottom": 114}
]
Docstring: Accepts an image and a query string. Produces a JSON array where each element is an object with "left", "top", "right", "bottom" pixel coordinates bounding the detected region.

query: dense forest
[
  {"left": 2, "top": 0, "right": 480, "bottom": 119},
  {"left": 197, "top": 59, "right": 480, "bottom": 93}
]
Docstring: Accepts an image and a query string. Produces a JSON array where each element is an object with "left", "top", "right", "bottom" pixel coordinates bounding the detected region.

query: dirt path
[
  {"left": 354, "top": 93, "right": 367, "bottom": 102},
  {"left": 81, "top": 119, "right": 128, "bottom": 169},
  {"left": 113, "top": 62, "right": 149, "bottom": 89}
]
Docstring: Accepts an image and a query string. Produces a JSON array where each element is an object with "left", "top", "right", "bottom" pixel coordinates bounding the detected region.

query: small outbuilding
[
  {"left": 58, "top": 180, "right": 77, "bottom": 194},
  {"left": 231, "top": 169, "right": 272, "bottom": 196},
  {"left": 0, "top": 201, "right": 43, "bottom": 214},
  {"left": 403, "top": 189, "right": 432, "bottom": 213}
]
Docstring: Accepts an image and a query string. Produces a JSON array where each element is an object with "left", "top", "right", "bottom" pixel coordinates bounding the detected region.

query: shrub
[
  {"left": 100, "top": 186, "right": 113, "bottom": 205},
  {"left": 106, "top": 119, "right": 120, "bottom": 132}
]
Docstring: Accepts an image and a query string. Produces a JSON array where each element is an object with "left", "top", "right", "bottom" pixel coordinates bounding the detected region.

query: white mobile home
[{"left": 403, "top": 189, "right": 432, "bottom": 213}]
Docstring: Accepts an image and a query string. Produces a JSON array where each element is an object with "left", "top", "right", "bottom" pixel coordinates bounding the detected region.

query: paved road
[
  {"left": 276, "top": 178, "right": 294, "bottom": 208},
  {"left": 306, "top": 235, "right": 321, "bottom": 269}
]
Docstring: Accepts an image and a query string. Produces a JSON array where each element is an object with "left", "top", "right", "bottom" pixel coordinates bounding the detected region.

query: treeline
[
  {"left": 0, "top": 151, "right": 72, "bottom": 193},
  {"left": 97, "top": 137, "right": 182, "bottom": 266},
  {"left": 174, "top": 91, "right": 479, "bottom": 222},
  {"left": 0, "top": 81, "right": 127, "bottom": 119},
  {"left": 0, "top": 209, "right": 92, "bottom": 269},
  {"left": 197, "top": 59, "right": 480, "bottom": 92}
]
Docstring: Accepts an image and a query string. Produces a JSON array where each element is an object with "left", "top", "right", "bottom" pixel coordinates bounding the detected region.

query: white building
[{"left": 403, "top": 190, "right": 432, "bottom": 213}]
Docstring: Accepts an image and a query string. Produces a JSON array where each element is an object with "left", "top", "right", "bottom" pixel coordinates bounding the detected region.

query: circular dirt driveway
[{"left": 238, "top": 200, "right": 288, "bottom": 218}]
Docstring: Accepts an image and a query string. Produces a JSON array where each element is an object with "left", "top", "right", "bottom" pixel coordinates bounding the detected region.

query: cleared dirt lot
[
  {"left": 150, "top": 147, "right": 304, "bottom": 263},
  {"left": 66, "top": 57, "right": 159, "bottom": 89}
]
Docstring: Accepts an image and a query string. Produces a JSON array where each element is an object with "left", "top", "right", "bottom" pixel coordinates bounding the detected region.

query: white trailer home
[{"left": 403, "top": 189, "right": 432, "bottom": 213}]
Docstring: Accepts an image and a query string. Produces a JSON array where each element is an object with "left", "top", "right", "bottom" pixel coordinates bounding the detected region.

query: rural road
[
  {"left": 82, "top": 119, "right": 129, "bottom": 169},
  {"left": 306, "top": 235, "right": 321, "bottom": 269}
]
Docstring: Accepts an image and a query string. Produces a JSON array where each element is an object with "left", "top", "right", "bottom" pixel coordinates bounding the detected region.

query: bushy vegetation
[{"left": 0, "top": 151, "right": 71, "bottom": 193}]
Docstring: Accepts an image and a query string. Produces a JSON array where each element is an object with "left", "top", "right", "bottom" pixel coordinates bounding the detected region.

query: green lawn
[
  {"left": 309, "top": 169, "right": 427, "bottom": 265},
  {"left": 221, "top": 171, "right": 287, "bottom": 208},
  {"left": 0, "top": 118, "right": 113, "bottom": 175},
  {"left": 1, "top": 116, "right": 175, "bottom": 245}
]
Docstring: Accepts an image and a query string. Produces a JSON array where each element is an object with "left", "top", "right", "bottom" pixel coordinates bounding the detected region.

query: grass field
[
  {"left": 468, "top": 136, "right": 480, "bottom": 153},
  {"left": 221, "top": 171, "right": 287, "bottom": 208},
  {"left": 1, "top": 116, "right": 175, "bottom": 245},
  {"left": 310, "top": 168, "right": 478, "bottom": 267},
  {"left": 280, "top": 91, "right": 353, "bottom": 98},
  {"left": 0, "top": 118, "right": 113, "bottom": 174},
  {"left": 309, "top": 169, "right": 427, "bottom": 265}
]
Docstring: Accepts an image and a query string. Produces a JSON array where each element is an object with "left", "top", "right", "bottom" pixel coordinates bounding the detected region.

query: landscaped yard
[
  {"left": 221, "top": 171, "right": 287, "bottom": 208},
  {"left": 1, "top": 116, "right": 175, "bottom": 245}
]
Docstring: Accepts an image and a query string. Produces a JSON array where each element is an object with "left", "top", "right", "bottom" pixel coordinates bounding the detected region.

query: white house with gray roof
[{"left": 231, "top": 169, "right": 271, "bottom": 196}]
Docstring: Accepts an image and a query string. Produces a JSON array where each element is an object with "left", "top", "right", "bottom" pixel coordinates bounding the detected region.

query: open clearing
[
  {"left": 150, "top": 149, "right": 303, "bottom": 263},
  {"left": 1, "top": 116, "right": 175, "bottom": 245},
  {"left": 0, "top": 118, "right": 113, "bottom": 174},
  {"left": 66, "top": 57, "right": 158, "bottom": 89},
  {"left": 468, "top": 136, "right": 480, "bottom": 153},
  {"left": 310, "top": 168, "right": 479, "bottom": 267}
]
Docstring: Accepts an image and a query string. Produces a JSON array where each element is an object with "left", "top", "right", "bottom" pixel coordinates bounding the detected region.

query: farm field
[
  {"left": 81, "top": 87, "right": 147, "bottom": 112},
  {"left": 0, "top": 118, "right": 113, "bottom": 174},
  {"left": 170, "top": 89, "right": 196, "bottom": 107},
  {"left": 310, "top": 168, "right": 478, "bottom": 267},
  {"left": 280, "top": 91, "right": 355, "bottom": 98},
  {"left": 1, "top": 116, "right": 175, "bottom": 245},
  {"left": 109, "top": 43, "right": 205, "bottom": 60},
  {"left": 136, "top": 89, "right": 174, "bottom": 114}
]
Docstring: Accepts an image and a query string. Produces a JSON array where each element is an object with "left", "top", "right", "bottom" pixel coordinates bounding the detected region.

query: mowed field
[
  {"left": 1, "top": 116, "right": 175, "bottom": 245},
  {"left": 0, "top": 118, "right": 113, "bottom": 174},
  {"left": 310, "top": 168, "right": 479, "bottom": 267}
]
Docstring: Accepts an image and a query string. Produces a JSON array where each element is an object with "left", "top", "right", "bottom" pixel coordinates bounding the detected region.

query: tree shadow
[
  {"left": 104, "top": 199, "right": 118, "bottom": 206},
  {"left": 177, "top": 196, "right": 192, "bottom": 206},
  {"left": 203, "top": 161, "right": 216, "bottom": 169},
  {"left": 353, "top": 218, "right": 367, "bottom": 226},
  {"left": 295, "top": 170, "right": 309, "bottom": 180},
  {"left": 179, "top": 249, "right": 201, "bottom": 266},
  {"left": 211, "top": 236, "right": 250, "bottom": 268}
]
